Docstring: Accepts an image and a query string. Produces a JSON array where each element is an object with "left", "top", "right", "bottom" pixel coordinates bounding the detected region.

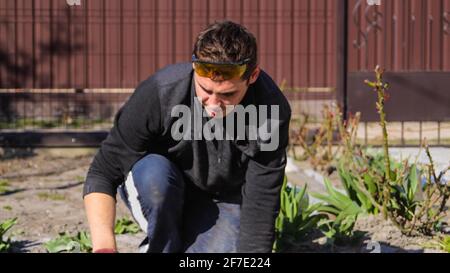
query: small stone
[
  {"left": 443, "top": 227, "right": 450, "bottom": 234},
  {"left": 316, "top": 237, "right": 328, "bottom": 245}
]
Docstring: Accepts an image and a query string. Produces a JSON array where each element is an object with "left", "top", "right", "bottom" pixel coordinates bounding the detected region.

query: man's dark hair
[{"left": 193, "top": 20, "right": 258, "bottom": 80}]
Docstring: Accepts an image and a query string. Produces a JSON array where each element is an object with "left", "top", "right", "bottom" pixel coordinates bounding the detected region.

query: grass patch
[
  {"left": 37, "top": 192, "right": 66, "bottom": 201},
  {"left": 114, "top": 217, "right": 140, "bottom": 235},
  {"left": 0, "top": 117, "right": 112, "bottom": 130},
  {"left": 75, "top": 176, "right": 85, "bottom": 183},
  {"left": 0, "top": 180, "right": 11, "bottom": 194}
]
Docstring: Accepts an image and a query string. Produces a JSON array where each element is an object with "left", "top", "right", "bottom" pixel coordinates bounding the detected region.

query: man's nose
[{"left": 207, "top": 93, "right": 221, "bottom": 106}]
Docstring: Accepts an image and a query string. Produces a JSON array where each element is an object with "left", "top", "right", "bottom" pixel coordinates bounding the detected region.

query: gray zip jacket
[{"left": 83, "top": 63, "right": 291, "bottom": 252}]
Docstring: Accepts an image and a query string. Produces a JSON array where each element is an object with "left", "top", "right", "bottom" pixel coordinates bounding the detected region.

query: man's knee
[{"left": 130, "top": 154, "right": 184, "bottom": 206}]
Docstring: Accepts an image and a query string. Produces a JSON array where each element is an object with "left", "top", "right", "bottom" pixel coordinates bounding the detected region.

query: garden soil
[{"left": 0, "top": 148, "right": 448, "bottom": 253}]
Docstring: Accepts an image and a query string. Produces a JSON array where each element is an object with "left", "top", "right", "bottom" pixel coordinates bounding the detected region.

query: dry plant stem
[
  {"left": 290, "top": 114, "right": 309, "bottom": 160},
  {"left": 407, "top": 145, "right": 449, "bottom": 235},
  {"left": 362, "top": 66, "right": 449, "bottom": 236},
  {"left": 437, "top": 166, "right": 449, "bottom": 181},
  {"left": 371, "top": 66, "right": 392, "bottom": 219},
  {"left": 424, "top": 144, "right": 450, "bottom": 224},
  {"left": 325, "top": 107, "right": 333, "bottom": 160},
  {"left": 425, "top": 143, "right": 438, "bottom": 183}
]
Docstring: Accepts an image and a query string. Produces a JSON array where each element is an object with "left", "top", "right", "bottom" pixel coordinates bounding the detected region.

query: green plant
[
  {"left": 338, "top": 140, "right": 448, "bottom": 236},
  {"left": 0, "top": 179, "right": 11, "bottom": 194},
  {"left": 37, "top": 192, "right": 66, "bottom": 201},
  {"left": 386, "top": 162, "right": 421, "bottom": 230},
  {"left": 3, "top": 205, "right": 12, "bottom": 211},
  {"left": 114, "top": 217, "right": 140, "bottom": 235},
  {"left": 311, "top": 178, "right": 364, "bottom": 244},
  {"left": 0, "top": 218, "right": 18, "bottom": 253},
  {"left": 335, "top": 66, "right": 450, "bottom": 236},
  {"left": 438, "top": 235, "right": 450, "bottom": 253},
  {"left": 44, "top": 231, "right": 92, "bottom": 253},
  {"left": 422, "top": 235, "right": 450, "bottom": 253},
  {"left": 337, "top": 159, "right": 381, "bottom": 215},
  {"left": 365, "top": 66, "right": 393, "bottom": 219},
  {"left": 75, "top": 175, "right": 85, "bottom": 183},
  {"left": 406, "top": 143, "right": 450, "bottom": 235},
  {"left": 274, "top": 177, "right": 325, "bottom": 252}
]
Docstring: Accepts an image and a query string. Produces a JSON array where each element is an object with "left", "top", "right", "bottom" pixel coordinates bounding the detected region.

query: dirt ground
[
  {"left": 284, "top": 214, "right": 449, "bottom": 253},
  {"left": 0, "top": 148, "right": 145, "bottom": 253},
  {"left": 0, "top": 147, "right": 448, "bottom": 253}
]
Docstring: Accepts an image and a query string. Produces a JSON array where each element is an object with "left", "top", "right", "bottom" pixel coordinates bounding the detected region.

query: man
[{"left": 83, "top": 20, "right": 291, "bottom": 253}]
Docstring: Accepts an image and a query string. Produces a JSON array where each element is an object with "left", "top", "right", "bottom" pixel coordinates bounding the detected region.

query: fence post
[{"left": 336, "top": 0, "right": 348, "bottom": 120}]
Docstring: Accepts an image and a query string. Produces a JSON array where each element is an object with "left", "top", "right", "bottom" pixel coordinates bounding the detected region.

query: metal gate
[{"left": 337, "top": 0, "right": 450, "bottom": 122}]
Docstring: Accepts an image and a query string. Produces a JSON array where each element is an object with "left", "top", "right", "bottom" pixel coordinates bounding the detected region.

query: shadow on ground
[{"left": 0, "top": 148, "right": 37, "bottom": 161}]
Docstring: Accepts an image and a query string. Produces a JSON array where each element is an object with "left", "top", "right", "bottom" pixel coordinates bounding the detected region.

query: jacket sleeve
[
  {"left": 238, "top": 107, "right": 291, "bottom": 253},
  {"left": 83, "top": 79, "right": 162, "bottom": 199}
]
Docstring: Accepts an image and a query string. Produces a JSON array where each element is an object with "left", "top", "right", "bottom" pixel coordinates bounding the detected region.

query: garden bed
[
  {"left": 1, "top": 147, "right": 448, "bottom": 253},
  {"left": 285, "top": 152, "right": 450, "bottom": 253}
]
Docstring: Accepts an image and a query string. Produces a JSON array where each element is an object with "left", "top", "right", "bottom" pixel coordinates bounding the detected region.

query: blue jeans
[{"left": 118, "top": 154, "right": 240, "bottom": 253}]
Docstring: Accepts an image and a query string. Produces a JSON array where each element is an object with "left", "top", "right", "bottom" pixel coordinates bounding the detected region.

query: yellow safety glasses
[{"left": 192, "top": 54, "right": 250, "bottom": 80}]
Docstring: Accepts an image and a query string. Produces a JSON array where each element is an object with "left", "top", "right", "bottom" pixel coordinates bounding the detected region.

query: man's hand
[{"left": 84, "top": 192, "right": 117, "bottom": 252}]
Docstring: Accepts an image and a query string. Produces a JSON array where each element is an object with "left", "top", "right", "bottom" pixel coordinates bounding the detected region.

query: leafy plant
[
  {"left": 274, "top": 176, "right": 325, "bottom": 252},
  {"left": 114, "top": 217, "right": 140, "bottom": 235},
  {"left": 44, "top": 231, "right": 92, "bottom": 253},
  {"left": 285, "top": 66, "right": 449, "bottom": 245},
  {"left": 338, "top": 66, "right": 450, "bottom": 236},
  {"left": 311, "top": 178, "right": 364, "bottom": 244},
  {"left": 337, "top": 159, "right": 381, "bottom": 215},
  {"left": 0, "top": 218, "right": 18, "bottom": 253},
  {"left": 338, "top": 141, "right": 448, "bottom": 236}
]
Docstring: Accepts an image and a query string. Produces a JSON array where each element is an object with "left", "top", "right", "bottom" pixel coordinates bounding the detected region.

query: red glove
[{"left": 93, "top": 248, "right": 118, "bottom": 253}]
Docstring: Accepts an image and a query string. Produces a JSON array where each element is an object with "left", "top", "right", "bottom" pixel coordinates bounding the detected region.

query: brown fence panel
[
  {"left": 0, "top": 0, "right": 338, "bottom": 134},
  {"left": 0, "top": 0, "right": 337, "bottom": 90}
]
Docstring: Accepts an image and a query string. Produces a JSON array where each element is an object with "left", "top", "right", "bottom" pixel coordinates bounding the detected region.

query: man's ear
[{"left": 248, "top": 66, "right": 260, "bottom": 85}]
